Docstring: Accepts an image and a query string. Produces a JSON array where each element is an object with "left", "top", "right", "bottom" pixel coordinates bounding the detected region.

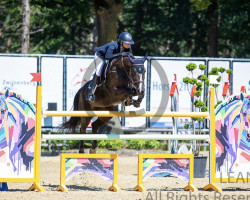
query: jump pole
[{"left": 43, "top": 111, "right": 209, "bottom": 118}]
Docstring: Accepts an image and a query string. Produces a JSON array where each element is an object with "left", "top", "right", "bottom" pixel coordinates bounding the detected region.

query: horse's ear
[
  {"left": 128, "top": 54, "right": 135, "bottom": 64},
  {"left": 141, "top": 52, "right": 148, "bottom": 63}
]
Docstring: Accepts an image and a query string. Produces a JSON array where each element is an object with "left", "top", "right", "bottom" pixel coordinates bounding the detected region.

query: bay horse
[{"left": 61, "top": 52, "right": 147, "bottom": 153}]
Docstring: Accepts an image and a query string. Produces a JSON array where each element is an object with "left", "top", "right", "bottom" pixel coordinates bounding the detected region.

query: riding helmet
[{"left": 118, "top": 32, "right": 134, "bottom": 45}]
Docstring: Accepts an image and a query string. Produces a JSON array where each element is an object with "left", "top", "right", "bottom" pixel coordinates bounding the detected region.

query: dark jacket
[{"left": 96, "top": 41, "right": 132, "bottom": 60}]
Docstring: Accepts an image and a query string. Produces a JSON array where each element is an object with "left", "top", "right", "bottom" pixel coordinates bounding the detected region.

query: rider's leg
[{"left": 86, "top": 54, "right": 105, "bottom": 102}]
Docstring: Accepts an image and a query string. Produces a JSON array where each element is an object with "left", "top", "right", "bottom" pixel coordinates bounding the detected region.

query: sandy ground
[{"left": 1, "top": 151, "right": 250, "bottom": 200}]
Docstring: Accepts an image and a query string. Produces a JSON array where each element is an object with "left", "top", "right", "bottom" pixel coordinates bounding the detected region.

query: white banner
[
  {"left": 41, "top": 57, "right": 63, "bottom": 127},
  {"left": 66, "top": 58, "right": 94, "bottom": 110},
  {"left": 150, "top": 60, "right": 205, "bottom": 128},
  {"left": 208, "top": 61, "right": 230, "bottom": 102},
  {"left": 233, "top": 62, "right": 250, "bottom": 94},
  {"left": 0, "top": 56, "right": 37, "bottom": 104}
]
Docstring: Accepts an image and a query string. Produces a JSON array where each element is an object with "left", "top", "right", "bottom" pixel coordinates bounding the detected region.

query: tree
[
  {"left": 93, "top": 0, "right": 123, "bottom": 46},
  {"left": 22, "top": 0, "right": 30, "bottom": 53}
]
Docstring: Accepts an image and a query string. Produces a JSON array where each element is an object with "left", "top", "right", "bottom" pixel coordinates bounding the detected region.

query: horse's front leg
[
  {"left": 122, "top": 96, "right": 133, "bottom": 106},
  {"left": 132, "top": 95, "right": 144, "bottom": 108}
]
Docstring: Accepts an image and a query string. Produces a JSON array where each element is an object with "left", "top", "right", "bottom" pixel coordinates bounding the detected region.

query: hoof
[
  {"left": 89, "top": 148, "right": 97, "bottom": 154},
  {"left": 79, "top": 148, "right": 85, "bottom": 153}
]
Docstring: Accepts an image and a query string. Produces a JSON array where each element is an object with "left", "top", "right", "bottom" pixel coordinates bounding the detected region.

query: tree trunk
[
  {"left": 22, "top": 0, "right": 30, "bottom": 54},
  {"left": 93, "top": 0, "right": 123, "bottom": 46},
  {"left": 207, "top": 1, "right": 218, "bottom": 57},
  {"left": 133, "top": 0, "right": 144, "bottom": 54}
]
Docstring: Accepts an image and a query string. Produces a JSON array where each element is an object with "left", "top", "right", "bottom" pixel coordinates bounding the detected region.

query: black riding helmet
[{"left": 118, "top": 32, "right": 134, "bottom": 45}]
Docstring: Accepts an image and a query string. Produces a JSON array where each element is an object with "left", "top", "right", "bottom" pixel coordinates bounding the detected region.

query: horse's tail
[{"left": 60, "top": 88, "right": 81, "bottom": 133}]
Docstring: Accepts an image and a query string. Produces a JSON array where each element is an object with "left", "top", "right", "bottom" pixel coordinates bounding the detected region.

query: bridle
[{"left": 120, "top": 56, "right": 145, "bottom": 89}]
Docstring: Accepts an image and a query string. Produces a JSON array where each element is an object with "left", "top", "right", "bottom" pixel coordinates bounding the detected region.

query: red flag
[{"left": 30, "top": 73, "right": 41, "bottom": 82}]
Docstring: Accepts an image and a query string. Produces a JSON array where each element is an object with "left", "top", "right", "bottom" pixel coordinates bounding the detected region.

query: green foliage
[
  {"left": 201, "top": 106, "right": 207, "bottom": 112},
  {"left": 198, "top": 118, "right": 204, "bottom": 123},
  {"left": 226, "top": 69, "right": 233, "bottom": 74},
  {"left": 216, "top": 76, "right": 222, "bottom": 82},
  {"left": 196, "top": 85, "right": 203, "bottom": 91},
  {"left": 126, "top": 140, "right": 160, "bottom": 150},
  {"left": 98, "top": 140, "right": 124, "bottom": 150},
  {"left": 205, "top": 79, "right": 210, "bottom": 86},
  {"left": 196, "top": 82, "right": 203, "bottom": 87},
  {"left": 184, "top": 124, "right": 189, "bottom": 129},
  {"left": 208, "top": 67, "right": 219, "bottom": 75},
  {"left": 192, "top": 117, "right": 198, "bottom": 121},
  {"left": 189, "top": 78, "right": 197, "bottom": 85},
  {"left": 183, "top": 77, "right": 191, "bottom": 84},
  {"left": 144, "top": 140, "right": 160, "bottom": 149},
  {"left": 127, "top": 140, "right": 145, "bottom": 150},
  {"left": 190, "top": 0, "right": 212, "bottom": 11},
  {"left": 0, "top": 0, "right": 249, "bottom": 58},
  {"left": 194, "top": 91, "right": 201, "bottom": 97},
  {"left": 198, "top": 75, "right": 208, "bottom": 81},
  {"left": 199, "top": 64, "right": 207, "bottom": 71},
  {"left": 194, "top": 100, "right": 205, "bottom": 108},
  {"left": 186, "top": 63, "right": 197, "bottom": 71},
  {"left": 218, "top": 67, "right": 226, "bottom": 73}
]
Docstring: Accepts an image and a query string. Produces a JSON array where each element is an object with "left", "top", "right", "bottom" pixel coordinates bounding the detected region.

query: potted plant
[{"left": 182, "top": 63, "right": 233, "bottom": 178}]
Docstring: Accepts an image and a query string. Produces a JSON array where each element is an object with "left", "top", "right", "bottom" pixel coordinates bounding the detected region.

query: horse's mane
[
  {"left": 0, "top": 89, "right": 36, "bottom": 114},
  {"left": 111, "top": 53, "right": 135, "bottom": 65}
]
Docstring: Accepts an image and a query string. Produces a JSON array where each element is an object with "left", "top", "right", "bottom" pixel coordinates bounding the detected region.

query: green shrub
[
  {"left": 127, "top": 140, "right": 146, "bottom": 150},
  {"left": 194, "top": 91, "right": 201, "bottom": 97},
  {"left": 201, "top": 106, "right": 207, "bottom": 112},
  {"left": 186, "top": 63, "right": 197, "bottom": 71},
  {"left": 199, "top": 64, "right": 207, "bottom": 71},
  {"left": 219, "top": 67, "right": 226, "bottom": 73},
  {"left": 98, "top": 140, "right": 124, "bottom": 150},
  {"left": 226, "top": 69, "right": 232, "bottom": 74},
  {"left": 145, "top": 140, "right": 160, "bottom": 149},
  {"left": 184, "top": 124, "right": 189, "bottom": 129},
  {"left": 183, "top": 77, "right": 190, "bottom": 84}
]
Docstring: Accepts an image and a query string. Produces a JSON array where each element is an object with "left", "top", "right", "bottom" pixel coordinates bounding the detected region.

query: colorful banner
[
  {"left": 215, "top": 93, "right": 250, "bottom": 179},
  {"left": 0, "top": 90, "right": 35, "bottom": 178},
  {"left": 143, "top": 158, "right": 190, "bottom": 182},
  {"left": 65, "top": 158, "right": 114, "bottom": 182}
]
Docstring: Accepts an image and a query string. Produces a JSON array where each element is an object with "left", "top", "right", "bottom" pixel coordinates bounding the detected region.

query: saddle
[{"left": 98, "top": 61, "right": 109, "bottom": 87}]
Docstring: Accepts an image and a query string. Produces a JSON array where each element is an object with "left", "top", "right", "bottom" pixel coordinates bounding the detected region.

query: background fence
[{"left": 0, "top": 53, "right": 249, "bottom": 130}]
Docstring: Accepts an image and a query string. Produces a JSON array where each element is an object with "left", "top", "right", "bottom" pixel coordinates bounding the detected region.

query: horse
[
  {"left": 61, "top": 53, "right": 147, "bottom": 153},
  {"left": 0, "top": 89, "right": 36, "bottom": 175},
  {"left": 215, "top": 93, "right": 250, "bottom": 177}
]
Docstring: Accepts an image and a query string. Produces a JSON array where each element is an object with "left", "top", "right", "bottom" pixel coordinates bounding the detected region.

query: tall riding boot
[{"left": 86, "top": 73, "right": 99, "bottom": 103}]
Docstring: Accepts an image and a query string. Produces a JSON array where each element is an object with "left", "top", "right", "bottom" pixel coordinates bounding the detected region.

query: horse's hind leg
[
  {"left": 79, "top": 117, "right": 92, "bottom": 153},
  {"left": 90, "top": 113, "right": 113, "bottom": 153}
]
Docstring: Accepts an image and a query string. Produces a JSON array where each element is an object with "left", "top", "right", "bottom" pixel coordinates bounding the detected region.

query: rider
[{"left": 86, "top": 32, "right": 134, "bottom": 102}]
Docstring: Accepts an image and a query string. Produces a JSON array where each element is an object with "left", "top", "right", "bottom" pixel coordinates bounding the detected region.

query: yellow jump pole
[
  {"left": 108, "top": 154, "right": 121, "bottom": 192},
  {"left": 29, "top": 83, "right": 45, "bottom": 192},
  {"left": 203, "top": 88, "right": 222, "bottom": 192},
  {"left": 133, "top": 154, "right": 146, "bottom": 192},
  {"left": 44, "top": 111, "right": 209, "bottom": 118}
]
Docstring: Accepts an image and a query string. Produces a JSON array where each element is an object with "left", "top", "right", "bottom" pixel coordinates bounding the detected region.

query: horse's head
[
  {"left": 127, "top": 53, "right": 147, "bottom": 96},
  {"left": 240, "top": 94, "right": 250, "bottom": 142}
]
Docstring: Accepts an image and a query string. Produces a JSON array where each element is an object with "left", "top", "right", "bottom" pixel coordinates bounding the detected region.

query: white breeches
[{"left": 94, "top": 53, "right": 106, "bottom": 76}]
